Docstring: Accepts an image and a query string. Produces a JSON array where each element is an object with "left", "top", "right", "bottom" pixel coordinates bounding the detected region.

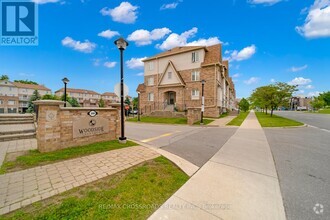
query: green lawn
[
  {"left": 219, "top": 112, "right": 229, "bottom": 118},
  {"left": 127, "top": 116, "right": 187, "bottom": 124},
  {"left": 193, "top": 119, "right": 214, "bottom": 125},
  {"left": 315, "top": 109, "right": 330, "bottom": 114},
  {"left": 255, "top": 112, "right": 304, "bottom": 127},
  {"left": 0, "top": 140, "right": 137, "bottom": 174},
  {"left": 1, "top": 156, "right": 188, "bottom": 220},
  {"left": 227, "top": 111, "right": 249, "bottom": 126}
]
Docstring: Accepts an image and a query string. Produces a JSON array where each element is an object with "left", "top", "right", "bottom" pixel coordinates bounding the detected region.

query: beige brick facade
[{"left": 137, "top": 44, "right": 236, "bottom": 118}]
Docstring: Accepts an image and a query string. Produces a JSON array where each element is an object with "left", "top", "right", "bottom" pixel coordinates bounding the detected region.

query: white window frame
[
  {"left": 192, "top": 51, "right": 199, "bottom": 63},
  {"left": 148, "top": 77, "right": 154, "bottom": 86},
  {"left": 8, "top": 100, "right": 16, "bottom": 105},
  {"left": 149, "top": 62, "right": 154, "bottom": 71},
  {"left": 191, "top": 71, "right": 200, "bottom": 81},
  {"left": 148, "top": 93, "right": 154, "bottom": 101},
  {"left": 191, "top": 89, "right": 200, "bottom": 100}
]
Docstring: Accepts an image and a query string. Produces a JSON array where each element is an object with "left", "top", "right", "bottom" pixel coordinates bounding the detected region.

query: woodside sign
[{"left": 73, "top": 117, "right": 109, "bottom": 138}]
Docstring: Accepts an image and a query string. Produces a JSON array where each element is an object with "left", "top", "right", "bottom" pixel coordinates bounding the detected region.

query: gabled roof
[
  {"left": 102, "top": 92, "right": 118, "bottom": 97},
  {"left": 143, "top": 46, "right": 207, "bottom": 62},
  {"left": 55, "top": 88, "right": 100, "bottom": 95},
  {"left": 12, "top": 82, "right": 51, "bottom": 91},
  {"left": 158, "top": 61, "right": 185, "bottom": 87},
  {"left": 136, "top": 83, "right": 146, "bottom": 93}
]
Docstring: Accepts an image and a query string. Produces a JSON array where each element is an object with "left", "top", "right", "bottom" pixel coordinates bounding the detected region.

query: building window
[
  {"left": 148, "top": 77, "right": 154, "bottom": 86},
  {"left": 8, "top": 100, "right": 16, "bottom": 105},
  {"left": 192, "top": 51, "right": 199, "bottom": 63},
  {"left": 148, "top": 93, "right": 154, "bottom": 101},
  {"left": 0, "top": 100, "right": 3, "bottom": 105},
  {"left": 149, "top": 62, "right": 154, "bottom": 71},
  {"left": 191, "top": 71, "right": 200, "bottom": 81},
  {"left": 191, "top": 89, "right": 200, "bottom": 100},
  {"left": 168, "top": 72, "right": 172, "bottom": 79}
]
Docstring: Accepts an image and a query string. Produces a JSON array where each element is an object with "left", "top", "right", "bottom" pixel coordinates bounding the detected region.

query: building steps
[
  {"left": 0, "top": 114, "right": 34, "bottom": 125},
  {"left": 0, "top": 114, "right": 36, "bottom": 141},
  {"left": 0, "top": 132, "right": 36, "bottom": 142}
]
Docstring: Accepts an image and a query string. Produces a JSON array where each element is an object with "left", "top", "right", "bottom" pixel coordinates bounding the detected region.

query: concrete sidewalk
[
  {"left": 149, "top": 111, "right": 286, "bottom": 220},
  {"left": 208, "top": 116, "right": 236, "bottom": 127}
]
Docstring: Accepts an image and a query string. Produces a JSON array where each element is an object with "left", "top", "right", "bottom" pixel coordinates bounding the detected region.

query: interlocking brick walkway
[
  {"left": 0, "top": 146, "right": 159, "bottom": 215},
  {"left": 0, "top": 139, "right": 37, "bottom": 166}
]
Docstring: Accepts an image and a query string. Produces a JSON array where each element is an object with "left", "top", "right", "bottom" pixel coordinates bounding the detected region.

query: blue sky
[{"left": 1, "top": 0, "right": 330, "bottom": 98}]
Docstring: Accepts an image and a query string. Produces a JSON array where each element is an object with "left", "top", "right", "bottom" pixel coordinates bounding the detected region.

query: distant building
[
  {"left": 290, "top": 96, "right": 312, "bottom": 111},
  {"left": 101, "top": 92, "right": 120, "bottom": 105},
  {"left": 0, "top": 80, "right": 51, "bottom": 113},
  {"left": 136, "top": 44, "right": 236, "bottom": 117}
]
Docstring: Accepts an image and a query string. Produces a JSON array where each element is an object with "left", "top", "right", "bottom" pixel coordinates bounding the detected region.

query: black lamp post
[
  {"left": 114, "top": 37, "right": 129, "bottom": 144},
  {"left": 137, "top": 91, "right": 141, "bottom": 121},
  {"left": 201, "top": 80, "right": 206, "bottom": 125},
  {"left": 62, "top": 77, "right": 69, "bottom": 107}
]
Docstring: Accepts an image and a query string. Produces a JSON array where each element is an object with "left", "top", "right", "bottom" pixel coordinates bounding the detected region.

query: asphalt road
[
  {"left": 126, "top": 122, "right": 237, "bottom": 167},
  {"left": 265, "top": 127, "right": 330, "bottom": 220},
  {"left": 274, "top": 111, "right": 330, "bottom": 131}
]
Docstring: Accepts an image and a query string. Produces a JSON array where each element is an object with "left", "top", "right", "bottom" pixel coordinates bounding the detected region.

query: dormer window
[{"left": 192, "top": 51, "right": 199, "bottom": 63}]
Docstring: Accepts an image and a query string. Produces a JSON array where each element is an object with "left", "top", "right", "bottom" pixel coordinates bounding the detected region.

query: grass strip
[
  {"left": 193, "top": 119, "right": 214, "bottom": 125},
  {"left": 127, "top": 116, "right": 187, "bottom": 124},
  {"left": 1, "top": 156, "right": 188, "bottom": 220},
  {"left": 255, "top": 112, "right": 304, "bottom": 127},
  {"left": 226, "top": 111, "right": 249, "bottom": 126},
  {"left": 0, "top": 140, "right": 137, "bottom": 174}
]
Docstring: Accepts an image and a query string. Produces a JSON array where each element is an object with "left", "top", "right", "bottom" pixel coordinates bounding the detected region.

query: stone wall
[
  {"left": 187, "top": 107, "right": 201, "bottom": 125},
  {"left": 34, "top": 100, "right": 120, "bottom": 152}
]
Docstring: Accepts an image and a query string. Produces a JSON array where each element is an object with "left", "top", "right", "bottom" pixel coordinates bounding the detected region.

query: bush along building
[{"left": 136, "top": 44, "right": 236, "bottom": 118}]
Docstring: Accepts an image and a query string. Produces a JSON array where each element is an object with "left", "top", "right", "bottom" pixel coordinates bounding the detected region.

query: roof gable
[{"left": 158, "top": 61, "right": 185, "bottom": 87}]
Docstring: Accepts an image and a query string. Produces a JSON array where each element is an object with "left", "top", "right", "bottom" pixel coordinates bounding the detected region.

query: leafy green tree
[
  {"left": 42, "top": 94, "right": 59, "bottom": 100},
  {"left": 239, "top": 98, "right": 250, "bottom": 112},
  {"left": 132, "top": 97, "right": 138, "bottom": 109},
  {"left": 68, "top": 97, "right": 80, "bottom": 107},
  {"left": 319, "top": 91, "right": 330, "bottom": 107},
  {"left": 14, "top": 80, "right": 38, "bottom": 85},
  {"left": 27, "top": 90, "right": 41, "bottom": 113},
  {"left": 310, "top": 97, "right": 325, "bottom": 111},
  {"left": 0, "top": 75, "right": 9, "bottom": 80},
  {"left": 99, "top": 98, "right": 105, "bottom": 107}
]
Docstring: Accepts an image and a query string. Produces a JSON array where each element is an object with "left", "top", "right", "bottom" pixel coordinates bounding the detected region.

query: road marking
[
  {"left": 308, "top": 125, "right": 330, "bottom": 133},
  {"left": 141, "top": 132, "right": 175, "bottom": 143}
]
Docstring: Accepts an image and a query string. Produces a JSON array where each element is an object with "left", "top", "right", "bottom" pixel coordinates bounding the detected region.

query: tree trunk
[
  {"left": 271, "top": 108, "right": 273, "bottom": 117},
  {"left": 265, "top": 107, "right": 268, "bottom": 115}
]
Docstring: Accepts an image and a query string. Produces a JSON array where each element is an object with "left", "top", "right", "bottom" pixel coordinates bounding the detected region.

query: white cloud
[
  {"left": 225, "top": 45, "right": 256, "bottom": 61},
  {"left": 270, "top": 78, "right": 276, "bottom": 83},
  {"left": 248, "top": 0, "right": 283, "bottom": 5},
  {"left": 160, "top": 2, "right": 179, "bottom": 10},
  {"left": 186, "top": 37, "right": 222, "bottom": 47},
  {"left": 127, "top": 28, "right": 171, "bottom": 46},
  {"left": 232, "top": 73, "right": 240, "bottom": 78},
  {"left": 296, "top": 0, "right": 330, "bottom": 38},
  {"left": 136, "top": 72, "right": 144, "bottom": 76},
  {"left": 305, "top": 84, "right": 314, "bottom": 89},
  {"left": 289, "top": 64, "right": 308, "bottom": 72},
  {"left": 61, "top": 37, "right": 96, "bottom": 53},
  {"left": 308, "top": 91, "right": 321, "bottom": 97},
  {"left": 126, "top": 57, "right": 147, "bottom": 69},
  {"left": 288, "top": 77, "right": 312, "bottom": 85},
  {"left": 104, "top": 61, "right": 117, "bottom": 68},
  {"left": 100, "top": 2, "right": 138, "bottom": 24},
  {"left": 98, "top": 30, "right": 120, "bottom": 39},
  {"left": 32, "top": 0, "right": 60, "bottom": 4},
  {"left": 244, "top": 77, "right": 260, "bottom": 85},
  {"left": 297, "top": 90, "right": 305, "bottom": 94}
]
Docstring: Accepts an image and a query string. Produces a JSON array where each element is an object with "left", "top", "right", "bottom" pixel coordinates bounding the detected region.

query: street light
[
  {"left": 201, "top": 80, "right": 206, "bottom": 125},
  {"left": 137, "top": 91, "right": 141, "bottom": 121},
  {"left": 62, "top": 77, "right": 69, "bottom": 107},
  {"left": 114, "top": 37, "right": 129, "bottom": 144}
]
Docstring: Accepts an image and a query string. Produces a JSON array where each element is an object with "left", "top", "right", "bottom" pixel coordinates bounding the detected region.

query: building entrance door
[{"left": 169, "top": 92, "right": 175, "bottom": 105}]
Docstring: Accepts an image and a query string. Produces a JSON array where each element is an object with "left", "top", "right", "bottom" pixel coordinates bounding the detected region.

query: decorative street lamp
[
  {"left": 200, "top": 79, "right": 206, "bottom": 125},
  {"left": 62, "top": 77, "right": 69, "bottom": 107},
  {"left": 114, "top": 37, "right": 129, "bottom": 144},
  {"left": 137, "top": 91, "right": 141, "bottom": 122}
]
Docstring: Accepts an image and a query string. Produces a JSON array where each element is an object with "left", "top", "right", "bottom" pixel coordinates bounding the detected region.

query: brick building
[{"left": 136, "top": 44, "right": 236, "bottom": 118}]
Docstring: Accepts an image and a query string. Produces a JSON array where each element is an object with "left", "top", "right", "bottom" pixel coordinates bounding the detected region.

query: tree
[
  {"left": 310, "top": 97, "right": 325, "bottom": 111},
  {"left": 319, "top": 91, "right": 330, "bottom": 107},
  {"left": 14, "top": 80, "right": 38, "bottom": 85},
  {"left": 68, "top": 97, "right": 80, "bottom": 107},
  {"left": 250, "top": 82, "right": 297, "bottom": 116},
  {"left": 132, "top": 97, "right": 138, "bottom": 109},
  {"left": 99, "top": 98, "right": 105, "bottom": 107},
  {"left": 239, "top": 98, "right": 250, "bottom": 112},
  {"left": 42, "top": 94, "right": 59, "bottom": 100},
  {"left": 27, "top": 90, "right": 41, "bottom": 113},
  {"left": 0, "top": 75, "right": 9, "bottom": 80}
]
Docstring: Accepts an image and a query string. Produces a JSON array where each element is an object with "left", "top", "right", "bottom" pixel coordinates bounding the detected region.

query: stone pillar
[
  {"left": 33, "top": 100, "right": 64, "bottom": 152},
  {"left": 187, "top": 107, "right": 201, "bottom": 125}
]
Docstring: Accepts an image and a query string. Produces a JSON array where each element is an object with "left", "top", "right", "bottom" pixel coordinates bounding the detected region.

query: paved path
[
  {"left": 208, "top": 116, "right": 236, "bottom": 127},
  {"left": 0, "top": 139, "right": 37, "bottom": 166},
  {"left": 0, "top": 146, "right": 159, "bottom": 215},
  {"left": 149, "top": 111, "right": 286, "bottom": 220}
]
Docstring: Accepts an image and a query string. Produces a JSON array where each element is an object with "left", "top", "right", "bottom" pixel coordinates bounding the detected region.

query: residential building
[
  {"left": 101, "top": 92, "right": 120, "bottom": 105},
  {"left": 136, "top": 44, "right": 236, "bottom": 118},
  {"left": 289, "top": 96, "right": 313, "bottom": 111},
  {"left": 55, "top": 88, "right": 101, "bottom": 107},
  {"left": 13, "top": 82, "right": 51, "bottom": 113},
  {"left": 0, "top": 80, "right": 51, "bottom": 113}
]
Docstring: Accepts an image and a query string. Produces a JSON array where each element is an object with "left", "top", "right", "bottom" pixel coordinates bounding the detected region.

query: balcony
[{"left": 19, "top": 96, "right": 30, "bottom": 101}]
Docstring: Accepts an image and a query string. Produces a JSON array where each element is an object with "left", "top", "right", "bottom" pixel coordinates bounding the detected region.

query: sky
[{"left": 1, "top": 0, "right": 330, "bottom": 98}]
